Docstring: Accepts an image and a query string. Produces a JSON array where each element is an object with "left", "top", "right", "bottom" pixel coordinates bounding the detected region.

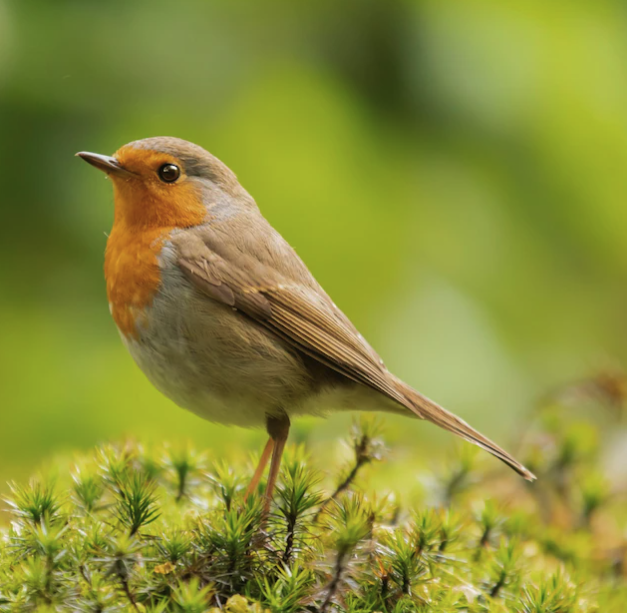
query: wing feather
[
  {"left": 173, "top": 224, "right": 535, "bottom": 481},
  {"left": 176, "top": 232, "right": 403, "bottom": 404}
]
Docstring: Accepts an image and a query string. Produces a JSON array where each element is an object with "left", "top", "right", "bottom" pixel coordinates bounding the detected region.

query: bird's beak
[{"left": 76, "top": 151, "right": 134, "bottom": 178}]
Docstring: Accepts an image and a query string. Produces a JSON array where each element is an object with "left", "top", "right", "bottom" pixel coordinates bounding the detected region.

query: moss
[{"left": 1, "top": 411, "right": 626, "bottom": 612}]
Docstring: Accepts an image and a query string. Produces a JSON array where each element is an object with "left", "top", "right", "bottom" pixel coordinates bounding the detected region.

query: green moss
[{"left": 0, "top": 414, "right": 626, "bottom": 612}]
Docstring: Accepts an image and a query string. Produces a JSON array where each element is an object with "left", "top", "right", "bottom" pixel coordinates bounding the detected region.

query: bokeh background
[{"left": 2, "top": 0, "right": 627, "bottom": 495}]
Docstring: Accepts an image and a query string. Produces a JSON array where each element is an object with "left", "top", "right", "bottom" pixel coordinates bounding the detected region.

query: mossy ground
[{"left": 1, "top": 376, "right": 627, "bottom": 612}]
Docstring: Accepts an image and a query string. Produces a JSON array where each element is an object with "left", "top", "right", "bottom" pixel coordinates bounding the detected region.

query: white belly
[{"left": 119, "top": 259, "right": 317, "bottom": 427}]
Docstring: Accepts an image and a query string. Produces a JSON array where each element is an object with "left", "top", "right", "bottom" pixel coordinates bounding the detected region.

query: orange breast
[
  {"left": 104, "top": 224, "right": 170, "bottom": 338},
  {"left": 103, "top": 147, "right": 208, "bottom": 337}
]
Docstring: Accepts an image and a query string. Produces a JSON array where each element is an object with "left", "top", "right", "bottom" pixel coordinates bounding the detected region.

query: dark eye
[{"left": 158, "top": 163, "right": 180, "bottom": 183}]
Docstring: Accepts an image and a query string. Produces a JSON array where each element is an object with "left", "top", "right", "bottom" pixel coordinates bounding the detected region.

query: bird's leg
[
  {"left": 244, "top": 437, "right": 274, "bottom": 500},
  {"left": 263, "top": 413, "right": 290, "bottom": 516}
]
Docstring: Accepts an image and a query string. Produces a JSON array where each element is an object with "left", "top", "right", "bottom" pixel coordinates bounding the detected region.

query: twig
[
  {"left": 319, "top": 550, "right": 347, "bottom": 613},
  {"left": 120, "top": 574, "right": 140, "bottom": 613},
  {"left": 315, "top": 433, "right": 372, "bottom": 521}
]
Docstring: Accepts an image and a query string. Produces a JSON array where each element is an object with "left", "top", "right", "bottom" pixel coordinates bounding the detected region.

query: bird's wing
[
  {"left": 173, "top": 226, "right": 408, "bottom": 407},
  {"left": 173, "top": 223, "right": 535, "bottom": 481}
]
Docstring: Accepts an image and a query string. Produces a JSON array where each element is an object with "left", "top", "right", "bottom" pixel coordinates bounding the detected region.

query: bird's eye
[{"left": 158, "top": 163, "right": 181, "bottom": 183}]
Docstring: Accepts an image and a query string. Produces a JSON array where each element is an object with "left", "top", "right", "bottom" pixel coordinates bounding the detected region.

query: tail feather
[{"left": 395, "top": 379, "right": 535, "bottom": 481}]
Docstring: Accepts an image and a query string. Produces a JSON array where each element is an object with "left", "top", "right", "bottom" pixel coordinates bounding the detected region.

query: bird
[{"left": 77, "top": 137, "right": 535, "bottom": 511}]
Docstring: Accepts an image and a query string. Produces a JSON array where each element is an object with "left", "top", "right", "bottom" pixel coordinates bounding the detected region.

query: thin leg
[
  {"left": 245, "top": 437, "right": 274, "bottom": 500},
  {"left": 263, "top": 414, "right": 290, "bottom": 516}
]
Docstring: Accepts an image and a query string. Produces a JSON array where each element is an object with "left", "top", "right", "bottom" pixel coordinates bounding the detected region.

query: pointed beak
[{"left": 76, "top": 151, "right": 134, "bottom": 178}]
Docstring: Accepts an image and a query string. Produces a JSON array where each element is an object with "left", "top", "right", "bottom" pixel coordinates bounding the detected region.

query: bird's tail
[{"left": 393, "top": 377, "right": 535, "bottom": 481}]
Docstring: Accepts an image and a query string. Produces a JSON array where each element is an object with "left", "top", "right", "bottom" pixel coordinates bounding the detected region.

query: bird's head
[{"left": 77, "top": 137, "right": 242, "bottom": 229}]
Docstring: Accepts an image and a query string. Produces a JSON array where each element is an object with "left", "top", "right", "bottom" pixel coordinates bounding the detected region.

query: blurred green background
[{"left": 2, "top": 0, "right": 627, "bottom": 493}]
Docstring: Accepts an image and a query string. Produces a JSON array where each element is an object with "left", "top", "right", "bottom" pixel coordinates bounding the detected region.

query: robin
[{"left": 77, "top": 137, "right": 534, "bottom": 511}]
